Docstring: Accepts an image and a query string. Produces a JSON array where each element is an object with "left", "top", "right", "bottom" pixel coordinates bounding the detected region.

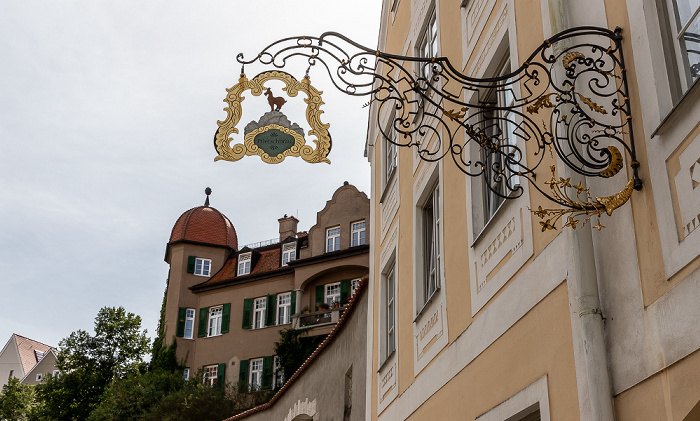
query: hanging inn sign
[
  {"left": 214, "top": 70, "right": 331, "bottom": 164},
  {"left": 214, "top": 26, "right": 642, "bottom": 230}
]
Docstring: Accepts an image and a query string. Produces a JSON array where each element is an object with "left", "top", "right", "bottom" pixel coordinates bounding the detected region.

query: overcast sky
[{"left": 0, "top": 1, "right": 381, "bottom": 350}]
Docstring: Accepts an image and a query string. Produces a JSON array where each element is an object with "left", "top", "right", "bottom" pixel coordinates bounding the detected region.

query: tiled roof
[
  {"left": 200, "top": 249, "right": 282, "bottom": 287},
  {"left": 14, "top": 334, "right": 54, "bottom": 376},
  {"left": 169, "top": 206, "right": 238, "bottom": 249},
  {"left": 224, "top": 278, "right": 368, "bottom": 421}
]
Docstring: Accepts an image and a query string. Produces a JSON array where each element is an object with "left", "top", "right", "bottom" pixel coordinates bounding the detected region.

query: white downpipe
[{"left": 544, "top": 0, "right": 616, "bottom": 419}]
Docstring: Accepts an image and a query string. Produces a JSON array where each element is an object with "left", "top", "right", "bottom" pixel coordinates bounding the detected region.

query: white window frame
[
  {"left": 36, "top": 373, "right": 43, "bottom": 382},
  {"left": 207, "top": 306, "right": 223, "bottom": 337},
  {"left": 383, "top": 265, "right": 396, "bottom": 363},
  {"left": 203, "top": 365, "right": 217, "bottom": 387},
  {"left": 480, "top": 54, "right": 520, "bottom": 225},
  {"left": 281, "top": 243, "right": 296, "bottom": 266},
  {"left": 326, "top": 226, "right": 340, "bottom": 252},
  {"left": 276, "top": 292, "right": 292, "bottom": 325},
  {"left": 417, "top": 7, "right": 438, "bottom": 81},
  {"left": 421, "top": 185, "right": 441, "bottom": 307},
  {"left": 183, "top": 367, "right": 190, "bottom": 381},
  {"left": 194, "top": 258, "right": 211, "bottom": 276},
  {"left": 184, "top": 308, "right": 195, "bottom": 339},
  {"left": 351, "top": 278, "right": 361, "bottom": 294},
  {"left": 249, "top": 358, "right": 263, "bottom": 389},
  {"left": 325, "top": 282, "right": 341, "bottom": 306},
  {"left": 237, "top": 252, "right": 251, "bottom": 276},
  {"left": 253, "top": 297, "right": 267, "bottom": 329},
  {"left": 52, "top": 370, "right": 60, "bottom": 378},
  {"left": 273, "top": 356, "right": 284, "bottom": 388},
  {"left": 665, "top": 0, "right": 700, "bottom": 91},
  {"left": 351, "top": 220, "right": 366, "bottom": 246},
  {"left": 383, "top": 111, "right": 398, "bottom": 189}
]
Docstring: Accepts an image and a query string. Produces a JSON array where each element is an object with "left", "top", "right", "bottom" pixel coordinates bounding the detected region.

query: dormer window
[
  {"left": 238, "top": 252, "right": 252, "bottom": 276},
  {"left": 281, "top": 243, "right": 296, "bottom": 266},
  {"left": 194, "top": 258, "right": 211, "bottom": 276}
]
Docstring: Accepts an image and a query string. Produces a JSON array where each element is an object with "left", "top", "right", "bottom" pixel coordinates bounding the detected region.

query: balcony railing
[{"left": 292, "top": 307, "right": 345, "bottom": 329}]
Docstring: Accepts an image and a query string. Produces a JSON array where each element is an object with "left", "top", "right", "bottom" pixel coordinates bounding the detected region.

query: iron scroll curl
[{"left": 232, "top": 26, "right": 641, "bottom": 229}]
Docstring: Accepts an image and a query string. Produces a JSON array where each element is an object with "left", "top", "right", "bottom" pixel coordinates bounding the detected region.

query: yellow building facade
[{"left": 364, "top": 0, "right": 700, "bottom": 420}]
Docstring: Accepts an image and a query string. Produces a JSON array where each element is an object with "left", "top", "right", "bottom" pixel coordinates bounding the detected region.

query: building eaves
[{"left": 287, "top": 244, "right": 369, "bottom": 268}]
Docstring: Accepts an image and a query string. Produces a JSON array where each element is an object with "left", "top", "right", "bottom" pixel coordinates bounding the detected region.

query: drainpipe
[{"left": 545, "top": 0, "right": 615, "bottom": 419}]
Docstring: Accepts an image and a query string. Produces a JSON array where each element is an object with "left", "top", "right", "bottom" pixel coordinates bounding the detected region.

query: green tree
[
  {"left": 273, "top": 328, "right": 325, "bottom": 383},
  {"left": 32, "top": 306, "right": 150, "bottom": 420},
  {"left": 0, "top": 377, "right": 34, "bottom": 420}
]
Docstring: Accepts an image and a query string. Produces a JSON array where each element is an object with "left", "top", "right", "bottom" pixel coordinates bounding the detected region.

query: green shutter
[
  {"left": 340, "top": 279, "right": 350, "bottom": 304},
  {"left": 266, "top": 294, "right": 276, "bottom": 326},
  {"left": 239, "top": 359, "right": 249, "bottom": 385},
  {"left": 242, "top": 298, "right": 253, "bottom": 329},
  {"left": 217, "top": 363, "right": 226, "bottom": 389},
  {"left": 315, "top": 285, "right": 324, "bottom": 310},
  {"left": 290, "top": 291, "right": 297, "bottom": 316},
  {"left": 198, "top": 307, "right": 208, "bottom": 337},
  {"left": 187, "top": 256, "right": 196, "bottom": 273},
  {"left": 176, "top": 307, "right": 186, "bottom": 337},
  {"left": 262, "top": 356, "right": 273, "bottom": 389},
  {"left": 221, "top": 303, "right": 231, "bottom": 334}
]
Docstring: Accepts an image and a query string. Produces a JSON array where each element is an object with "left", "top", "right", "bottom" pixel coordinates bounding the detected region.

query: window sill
[
  {"left": 204, "top": 333, "right": 222, "bottom": 338},
  {"left": 470, "top": 188, "right": 521, "bottom": 247},
  {"left": 378, "top": 350, "right": 396, "bottom": 373},
  {"left": 414, "top": 286, "right": 441, "bottom": 322},
  {"left": 652, "top": 76, "right": 700, "bottom": 138}
]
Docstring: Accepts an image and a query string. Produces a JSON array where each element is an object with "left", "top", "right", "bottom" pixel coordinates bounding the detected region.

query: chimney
[{"left": 278, "top": 214, "right": 299, "bottom": 241}]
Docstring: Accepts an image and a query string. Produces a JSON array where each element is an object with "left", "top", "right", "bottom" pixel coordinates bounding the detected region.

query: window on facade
[
  {"left": 276, "top": 292, "right": 291, "bottom": 325},
  {"left": 481, "top": 55, "right": 519, "bottom": 223},
  {"left": 667, "top": 0, "right": 700, "bottom": 89},
  {"left": 194, "top": 258, "right": 211, "bottom": 276},
  {"left": 281, "top": 243, "right": 296, "bottom": 266},
  {"left": 184, "top": 308, "right": 195, "bottom": 339},
  {"left": 384, "top": 111, "right": 398, "bottom": 188},
  {"left": 36, "top": 373, "right": 43, "bottom": 382},
  {"left": 326, "top": 226, "right": 340, "bottom": 252},
  {"left": 204, "top": 365, "right": 218, "bottom": 387},
  {"left": 351, "top": 221, "right": 366, "bottom": 247},
  {"left": 208, "top": 306, "right": 223, "bottom": 337},
  {"left": 237, "top": 252, "right": 251, "bottom": 276},
  {"left": 351, "top": 278, "right": 361, "bottom": 294},
  {"left": 52, "top": 370, "right": 60, "bottom": 378},
  {"left": 183, "top": 368, "right": 190, "bottom": 381},
  {"left": 418, "top": 8, "right": 438, "bottom": 80},
  {"left": 422, "top": 186, "right": 441, "bottom": 305},
  {"left": 253, "top": 297, "right": 267, "bottom": 329},
  {"left": 273, "top": 356, "right": 284, "bottom": 388},
  {"left": 249, "top": 358, "right": 263, "bottom": 389},
  {"left": 385, "top": 266, "right": 396, "bottom": 361},
  {"left": 325, "top": 282, "right": 341, "bottom": 306}
]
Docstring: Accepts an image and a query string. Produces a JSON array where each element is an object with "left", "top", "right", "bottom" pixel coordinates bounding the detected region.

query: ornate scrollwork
[
  {"left": 231, "top": 26, "right": 641, "bottom": 228},
  {"left": 214, "top": 71, "right": 331, "bottom": 164}
]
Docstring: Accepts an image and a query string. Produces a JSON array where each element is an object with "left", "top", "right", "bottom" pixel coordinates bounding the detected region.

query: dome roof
[{"left": 169, "top": 206, "right": 238, "bottom": 250}]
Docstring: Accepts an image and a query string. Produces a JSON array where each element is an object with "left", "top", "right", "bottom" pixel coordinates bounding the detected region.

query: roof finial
[{"left": 204, "top": 187, "right": 212, "bottom": 207}]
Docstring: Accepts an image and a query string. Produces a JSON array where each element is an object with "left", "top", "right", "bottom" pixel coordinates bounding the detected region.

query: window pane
[
  {"left": 681, "top": 13, "right": 700, "bottom": 83},
  {"left": 675, "top": 0, "right": 700, "bottom": 27}
]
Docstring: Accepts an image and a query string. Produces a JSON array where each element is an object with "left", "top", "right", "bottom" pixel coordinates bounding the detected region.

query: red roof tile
[
  {"left": 200, "top": 249, "right": 283, "bottom": 286},
  {"left": 169, "top": 206, "right": 238, "bottom": 249}
]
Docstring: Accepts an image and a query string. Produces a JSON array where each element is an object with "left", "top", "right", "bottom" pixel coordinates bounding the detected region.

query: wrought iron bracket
[{"left": 226, "top": 26, "right": 641, "bottom": 230}]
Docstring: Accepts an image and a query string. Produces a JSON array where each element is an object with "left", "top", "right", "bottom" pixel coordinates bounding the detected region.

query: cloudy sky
[{"left": 0, "top": 1, "right": 381, "bottom": 350}]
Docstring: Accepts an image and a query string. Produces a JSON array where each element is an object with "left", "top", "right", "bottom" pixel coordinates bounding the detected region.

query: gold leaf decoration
[
  {"left": 563, "top": 51, "right": 585, "bottom": 68},
  {"left": 599, "top": 146, "right": 624, "bottom": 178},
  {"left": 530, "top": 166, "right": 634, "bottom": 230},
  {"left": 576, "top": 92, "right": 608, "bottom": 115},
  {"left": 526, "top": 93, "right": 556, "bottom": 114}
]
